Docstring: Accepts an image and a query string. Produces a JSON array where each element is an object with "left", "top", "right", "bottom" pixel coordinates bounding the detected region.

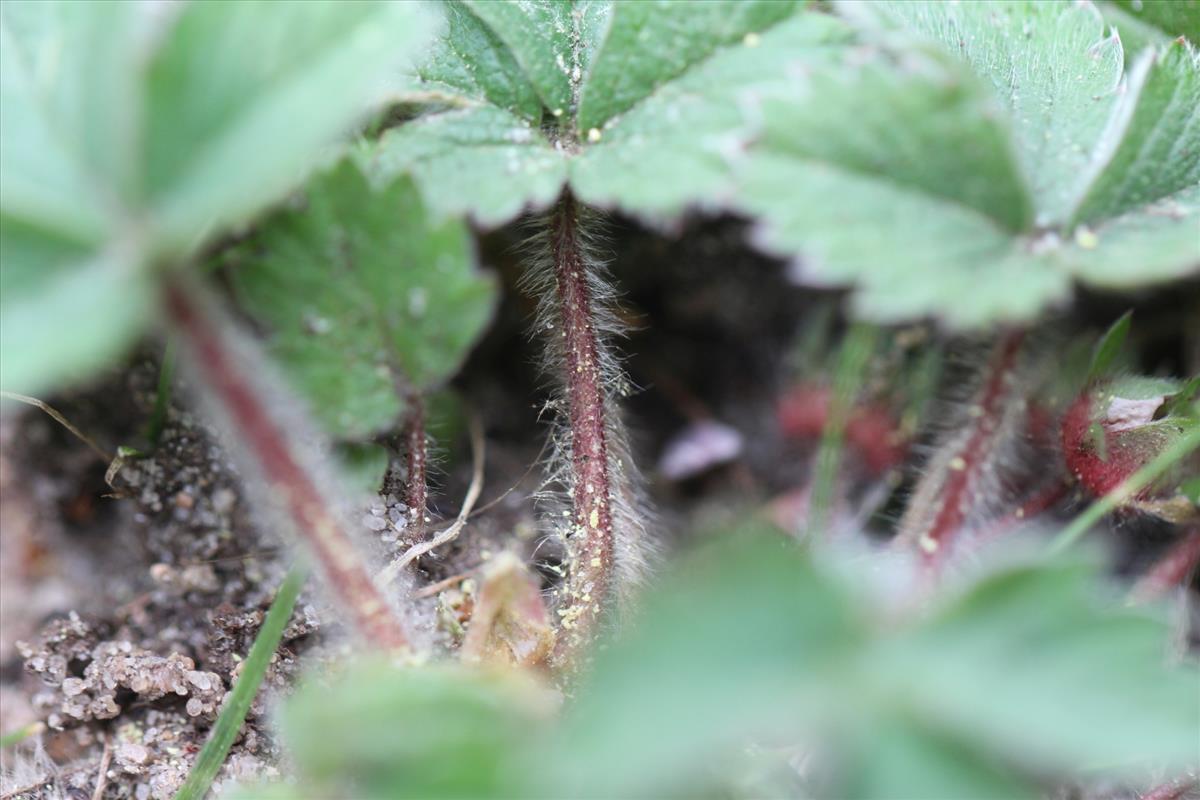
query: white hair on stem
[{"left": 518, "top": 193, "right": 657, "bottom": 671}]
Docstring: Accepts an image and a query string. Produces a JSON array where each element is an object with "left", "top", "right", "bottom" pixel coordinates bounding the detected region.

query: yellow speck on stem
[
  {"left": 949, "top": 456, "right": 967, "bottom": 471},
  {"left": 589, "top": 508, "right": 600, "bottom": 528},
  {"left": 587, "top": 127, "right": 602, "bottom": 143},
  {"left": 743, "top": 32, "right": 761, "bottom": 47}
]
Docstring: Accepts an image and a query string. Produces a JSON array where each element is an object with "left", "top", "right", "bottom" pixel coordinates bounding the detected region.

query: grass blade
[
  {"left": 174, "top": 566, "right": 307, "bottom": 800},
  {"left": 809, "top": 323, "right": 878, "bottom": 536}
]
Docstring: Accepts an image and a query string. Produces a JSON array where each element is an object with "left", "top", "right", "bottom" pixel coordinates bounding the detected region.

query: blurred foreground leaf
[
  {"left": 273, "top": 526, "right": 1199, "bottom": 798},
  {"left": 0, "top": 0, "right": 435, "bottom": 394},
  {"left": 281, "top": 662, "right": 556, "bottom": 799},
  {"left": 874, "top": 559, "right": 1200, "bottom": 772}
]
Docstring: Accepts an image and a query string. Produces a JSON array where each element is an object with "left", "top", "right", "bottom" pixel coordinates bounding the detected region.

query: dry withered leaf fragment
[{"left": 461, "top": 553, "right": 555, "bottom": 669}]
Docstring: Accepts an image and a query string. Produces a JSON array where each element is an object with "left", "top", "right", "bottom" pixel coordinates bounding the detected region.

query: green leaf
[
  {"left": 145, "top": 0, "right": 437, "bottom": 253},
  {"left": 1182, "top": 475, "right": 1200, "bottom": 503},
  {"left": 551, "top": 528, "right": 864, "bottom": 798},
  {"left": 266, "top": 528, "right": 1200, "bottom": 798},
  {"left": 281, "top": 662, "right": 554, "bottom": 799},
  {"left": 371, "top": 3, "right": 850, "bottom": 224},
  {"left": 233, "top": 160, "right": 496, "bottom": 439},
  {"left": 0, "top": 242, "right": 153, "bottom": 394},
  {"left": 737, "top": 1, "right": 1200, "bottom": 327},
  {"left": 1109, "top": 0, "right": 1200, "bottom": 43},
  {"left": 552, "top": 531, "right": 1200, "bottom": 795},
  {"left": 739, "top": 47, "right": 1062, "bottom": 326},
  {"left": 335, "top": 443, "right": 390, "bottom": 494},
  {"left": 0, "top": 2, "right": 150, "bottom": 393},
  {"left": 575, "top": 0, "right": 799, "bottom": 133},
  {"left": 840, "top": 0, "right": 1124, "bottom": 226},
  {"left": 1099, "top": 3, "right": 1174, "bottom": 58},
  {"left": 367, "top": 105, "right": 568, "bottom": 226},
  {"left": 461, "top": 0, "right": 577, "bottom": 116},
  {"left": 0, "top": 0, "right": 140, "bottom": 242},
  {"left": 1063, "top": 182, "right": 1200, "bottom": 288},
  {"left": 877, "top": 558, "right": 1200, "bottom": 771},
  {"left": 569, "top": 13, "right": 851, "bottom": 218},
  {"left": 409, "top": 2, "right": 543, "bottom": 120},
  {"left": 1070, "top": 42, "right": 1200, "bottom": 225},
  {"left": 842, "top": 718, "right": 1037, "bottom": 800},
  {"left": 1160, "top": 375, "right": 1200, "bottom": 418},
  {"left": 1, "top": 1, "right": 438, "bottom": 396},
  {"left": 1087, "top": 310, "right": 1133, "bottom": 381}
]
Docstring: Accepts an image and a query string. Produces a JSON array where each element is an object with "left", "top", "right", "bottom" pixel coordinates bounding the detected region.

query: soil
[{"left": 2, "top": 215, "right": 1198, "bottom": 799}]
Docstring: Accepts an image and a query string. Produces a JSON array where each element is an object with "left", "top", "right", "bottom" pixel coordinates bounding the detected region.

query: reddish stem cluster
[{"left": 777, "top": 383, "right": 908, "bottom": 476}]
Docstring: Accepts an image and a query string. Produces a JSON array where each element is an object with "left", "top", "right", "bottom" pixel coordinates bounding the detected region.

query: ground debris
[{"left": 18, "top": 617, "right": 224, "bottom": 730}]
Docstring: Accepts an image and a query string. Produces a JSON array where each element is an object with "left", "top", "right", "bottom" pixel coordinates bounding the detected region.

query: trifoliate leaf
[
  {"left": 268, "top": 528, "right": 1200, "bottom": 798},
  {"left": 570, "top": 12, "right": 850, "bottom": 218},
  {"left": 1063, "top": 182, "right": 1200, "bottom": 288},
  {"left": 739, "top": 1, "right": 1200, "bottom": 327},
  {"left": 371, "top": 2, "right": 850, "bottom": 224},
  {"left": 551, "top": 531, "right": 1200, "bottom": 795},
  {"left": 0, "top": 2, "right": 147, "bottom": 394},
  {"left": 233, "top": 161, "right": 495, "bottom": 439}
]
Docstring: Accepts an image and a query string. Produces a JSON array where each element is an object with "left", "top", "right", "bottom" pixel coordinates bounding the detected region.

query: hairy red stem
[
  {"left": 899, "top": 331, "right": 1025, "bottom": 564},
  {"left": 1138, "top": 779, "right": 1197, "bottom": 800},
  {"left": 1130, "top": 526, "right": 1200, "bottom": 604},
  {"left": 404, "top": 394, "right": 427, "bottom": 541},
  {"left": 548, "top": 194, "right": 614, "bottom": 666},
  {"left": 164, "top": 278, "right": 410, "bottom": 652},
  {"left": 970, "top": 479, "right": 1070, "bottom": 552}
]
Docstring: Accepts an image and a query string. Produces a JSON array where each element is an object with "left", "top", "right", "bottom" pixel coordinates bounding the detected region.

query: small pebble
[{"left": 118, "top": 741, "right": 150, "bottom": 765}]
